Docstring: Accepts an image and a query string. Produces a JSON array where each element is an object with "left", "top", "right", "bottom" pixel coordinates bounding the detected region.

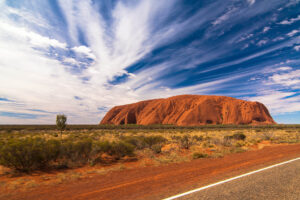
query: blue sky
[{"left": 0, "top": 0, "right": 300, "bottom": 124}]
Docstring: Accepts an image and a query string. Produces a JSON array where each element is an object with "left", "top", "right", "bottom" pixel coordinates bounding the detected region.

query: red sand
[{"left": 3, "top": 144, "right": 299, "bottom": 200}]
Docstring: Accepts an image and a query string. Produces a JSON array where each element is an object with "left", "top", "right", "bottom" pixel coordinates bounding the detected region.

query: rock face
[{"left": 100, "top": 95, "right": 276, "bottom": 126}]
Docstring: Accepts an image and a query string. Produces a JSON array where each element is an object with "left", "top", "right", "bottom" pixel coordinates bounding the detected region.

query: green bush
[
  {"left": 93, "top": 140, "right": 112, "bottom": 153},
  {"left": 61, "top": 139, "right": 93, "bottom": 163},
  {"left": 121, "top": 135, "right": 166, "bottom": 150},
  {"left": 224, "top": 135, "right": 233, "bottom": 140},
  {"left": 222, "top": 137, "right": 233, "bottom": 147},
  {"left": 262, "top": 132, "right": 274, "bottom": 140},
  {"left": 0, "top": 136, "right": 140, "bottom": 172},
  {"left": 44, "top": 139, "right": 61, "bottom": 162},
  {"left": 232, "top": 133, "right": 246, "bottom": 141},
  {"left": 171, "top": 135, "right": 181, "bottom": 141},
  {"left": 192, "top": 135, "right": 203, "bottom": 142},
  {"left": 193, "top": 152, "right": 208, "bottom": 159},
  {"left": 224, "top": 133, "right": 246, "bottom": 141},
  {"left": 0, "top": 137, "right": 60, "bottom": 172},
  {"left": 151, "top": 144, "right": 162, "bottom": 154},
  {"left": 0, "top": 137, "right": 97, "bottom": 172},
  {"left": 109, "top": 141, "right": 135, "bottom": 159},
  {"left": 179, "top": 135, "right": 192, "bottom": 149},
  {"left": 121, "top": 136, "right": 146, "bottom": 150},
  {"left": 142, "top": 135, "right": 166, "bottom": 148}
]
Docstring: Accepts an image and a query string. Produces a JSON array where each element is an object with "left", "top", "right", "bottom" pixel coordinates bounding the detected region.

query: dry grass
[{"left": 0, "top": 125, "right": 299, "bottom": 191}]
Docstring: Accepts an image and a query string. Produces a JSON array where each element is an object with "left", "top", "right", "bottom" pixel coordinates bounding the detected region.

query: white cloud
[
  {"left": 0, "top": 0, "right": 181, "bottom": 123},
  {"left": 277, "top": 66, "right": 292, "bottom": 71},
  {"left": 242, "top": 43, "right": 249, "bottom": 49},
  {"left": 237, "top": 34, "right": 253, "bottom": 43},
  {"left": 267, "top": 69, "right": 300, "bottom": 88},
  {"left": 294, "top": 45, "right": 300, "bottom": 51},
  {"left": 248, "top": 91, "right": 300, "bottom": 114},
  {"left": 71, "top": 45, "right": 96, "bottom": 59},
  {"left": 263, "top": 26, "right": 270, "bottom": 33},
  {"left": 257, "top": 39, "right": 268, "bottom": 46},
  {"left": 287, "top": 30, "right": 300, "bottom": 37},
  {"left": 57, "top": 0, "right": 82, "bottom": 44},
  {"left": 272, "top": 36, "right": 285, "bottom": 42},
  {"left": 279, "top": 15, "right": 300, "bottom": 25},
  {"left": 27, "top": 31, "right": 67, "bottom": 49},
  {"left": 7, "top": 7, "right": 50, "bottom": 28},
  {"left": 63, "top": 57, "right": 80, "bottom": 65},
  {"left": 247, "top": 0, "right": 256, "bottom": 6},
  {"left": 0, "top": 11, "right": 136, "bottom": 124},
  {"left": 1, "top": 0, "right": 300, "bottom": 124},
  {"left": 127, "top": 73, "right": 136, "bottom": 79},
  {"left": 249, "top": 66, "right": 300, "bottom": 114},
  {"left": 58, "top": 0, "right": 176, "bottom": 84},
  {"left": 0, "top": 20, "right": 67, "bottom": 49},
  {"left": 0, "top": 34, "right": 87, "bottom": 123},
  {"left": 212, "top": 7, "right": 237, "bottom": 26}
]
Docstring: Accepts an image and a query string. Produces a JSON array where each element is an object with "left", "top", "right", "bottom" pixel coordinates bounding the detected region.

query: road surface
[{"left": 172, "top": 159, "right": 300, "bottom": 200}]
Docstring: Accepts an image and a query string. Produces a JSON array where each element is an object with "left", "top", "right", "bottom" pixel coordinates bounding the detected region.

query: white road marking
[{"left": 163, "top": 157, "right": 300, "bottom": 200}]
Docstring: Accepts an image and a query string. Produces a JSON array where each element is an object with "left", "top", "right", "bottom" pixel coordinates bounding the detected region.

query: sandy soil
[{"left": 1, "top": 143, "right": 300, "bottom": 200}]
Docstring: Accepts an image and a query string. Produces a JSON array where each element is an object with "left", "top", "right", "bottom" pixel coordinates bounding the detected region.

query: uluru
[{"left": 100, "top": 95, "right": 276, "bottom": 126}]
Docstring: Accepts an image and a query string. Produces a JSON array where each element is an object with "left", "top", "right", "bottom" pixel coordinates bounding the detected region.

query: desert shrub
[
  {"left": 0, "top": 137, "right": 60, "bottom": 172},
  {"left": 61, "top": 138, "right": 93, "bottom": 164},
  {"left": 151, "top": 144, "right": 162, "bottom": 154},
  {"left": 120, "top": 136, "right": 146, "bottom": 150},
  {"left": 142, "top": 135, "right": 167, "bottom": 148},
  {"left": 179, "top": 135, "right": 192, "bottom": 149},
  {"left": 235, "top": 141, "right": 245, "bottom": 147},
  {"left": 108, "top": 141, "right": 135, "bottom": 159},
  {"left": 193, "top": 152, "right": 208, "bottom": 159},
  {"left": 171, "top": 135, "right": 181, "bottom": 141},
  {"left": 44, "top": 139, "right": 61, "bottom": 162},
  {"left": 230, "top": 147, "right": 245, "bottom": 153},
  {"left": 232, "top": 133, "right": 246, "bottom": 141},
  {"left": 93, "top": 140, "right": 111, "bottom": 153},
  {"left": 211, "top": 138, "right": 221, "bottom": 146},
  {"left": 224, "top": 133, "right": 246, "bottom": 142},
  {"left": 192, "top": 135, "right": 203, "bottom": 142},
  {"left": 120, "top": 135, "right": 166, "bottom": 151},
  {"left": 224, "top": 135, "right": 233, "bottom": 140},
  {"left": 94, "top": 140, "right": 135, "bottom": 159},
  {"left": 262, "top": 132, "right": 274, "bottom": 140},
  {"left": 222, "top": 136, "right": 233, "bottom": 146}
]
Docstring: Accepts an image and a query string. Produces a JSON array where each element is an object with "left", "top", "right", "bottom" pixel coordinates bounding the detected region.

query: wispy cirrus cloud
[
  {"left": 268, "top": 69, "right": 300, "bottom": 88},
  {"left": 279, "top": 15, "right": 300, "bottom": 25},
  {"left": 1, "top": 0, "right": 300, "bottom": 124},
  {"left": 294, "top": 45, "right": 300, "bottom": 51},
  {"left": 247, "top": 91, "right": 300, "bottom": 114},
  {"left": 71, "top": 46, "right": 96, "bottom": 59},
  {"left": 263, "top": 26, "right": 270, "bottom": 33},
  {"left": 247, "top": 0, "right": 256, "bottom": 6},
  {"left": 287, "top": 29, "right": 300, "bottom": 37},
  {"left": 0, "top": 20, "right": 67, "bottom": 49}
]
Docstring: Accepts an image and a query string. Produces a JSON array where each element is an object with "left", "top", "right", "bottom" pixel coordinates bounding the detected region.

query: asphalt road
[{"left": 175, "top": 159, "right": 300, "bottom": 200}]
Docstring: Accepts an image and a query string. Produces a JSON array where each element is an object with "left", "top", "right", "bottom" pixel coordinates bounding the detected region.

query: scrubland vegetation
[{"left": 0, "top": 124, "right": 299, "bottom": 190}]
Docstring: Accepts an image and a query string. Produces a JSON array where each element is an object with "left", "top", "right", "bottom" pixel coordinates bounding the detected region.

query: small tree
[{"left": 56, "top": 114, "right": 67, "bottom": 139}]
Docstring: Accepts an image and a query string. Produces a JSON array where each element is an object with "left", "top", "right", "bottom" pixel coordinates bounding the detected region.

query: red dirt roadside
[{"left": 2, "top": 144, "right": 300, "bottom": 200}]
